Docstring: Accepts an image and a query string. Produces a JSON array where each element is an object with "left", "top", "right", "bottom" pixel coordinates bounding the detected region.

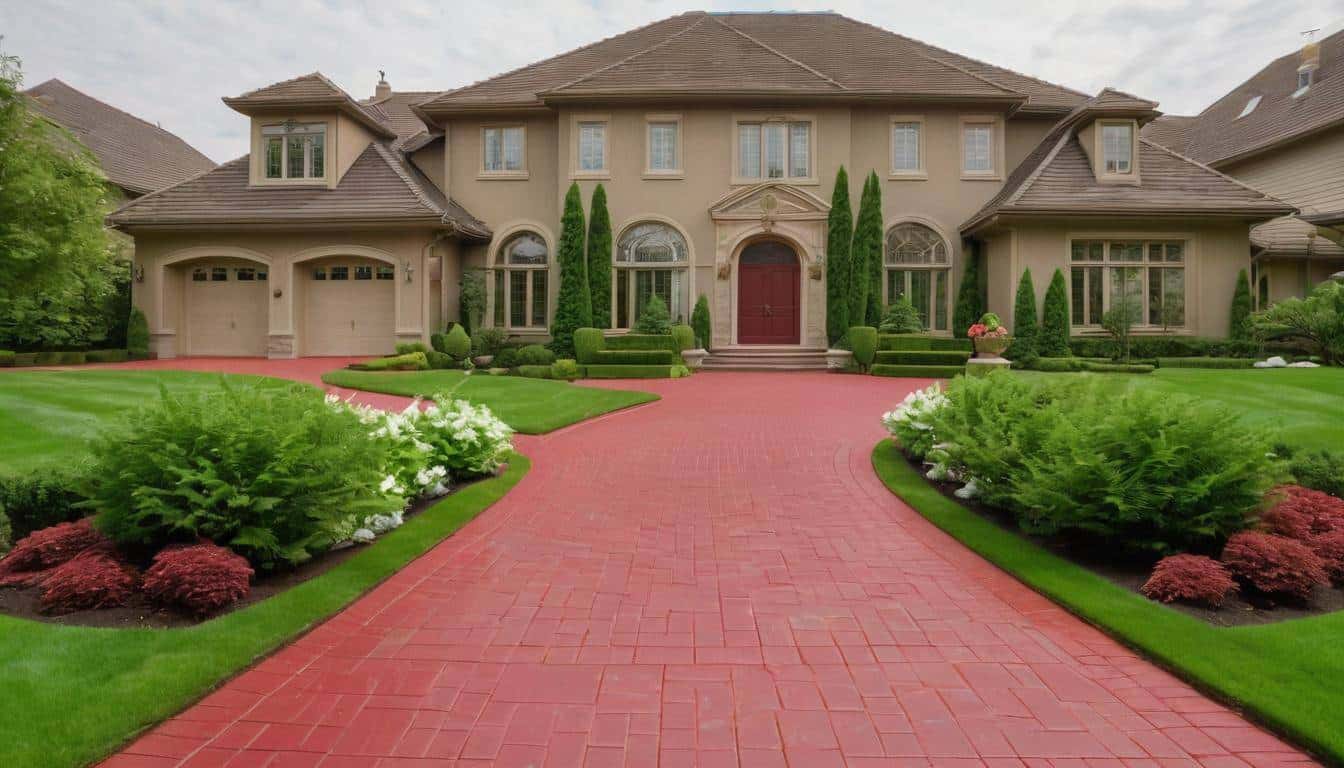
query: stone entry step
[{"left": 700, "top": 346, "right": 829, "bottom": 371}]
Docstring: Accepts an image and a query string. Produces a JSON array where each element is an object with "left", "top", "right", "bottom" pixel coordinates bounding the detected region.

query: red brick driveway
[{"left": 104, "top": 361, "right": 1313, "bottom": 767}]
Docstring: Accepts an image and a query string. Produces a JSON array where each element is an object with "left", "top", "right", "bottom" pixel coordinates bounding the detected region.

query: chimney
[{"left": 374, "top": 69, "right": 391, "bottom": 100}]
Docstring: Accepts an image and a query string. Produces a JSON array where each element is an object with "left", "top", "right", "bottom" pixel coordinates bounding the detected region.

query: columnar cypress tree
[
  {"left": 586, "top": 184, "right": 612, "bottom": 329},
  {"left": 550, "top": 182, "right": 590, "bottom": 358},
  {"left": 849, "top": 172, "right": 882, "bottom": 328},
  {"left": 952, "top": 246, "right": 984, "bottom": 338},
  {"left": 691, "top": 293, "right": 712, "bottom": 350},
  {"left": 865, "top": 172, "right": 885, "bottom": 326},
  {"left": 1230, "top": 268, "right": 1253, "bottom": 341},
  {"left": 824, "top": 166, "right": 853, "bottom": 344},
  {"left": 1006, "top": 268, "right": 1039, "bottom": 361},
  {"left": 1039, "top": 268, "right": 1071, "bottom": 357}
]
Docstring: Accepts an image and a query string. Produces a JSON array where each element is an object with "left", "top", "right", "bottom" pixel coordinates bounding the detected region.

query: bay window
[
  {"left": 1070, "top": 240, "right": 1185, "bottom": 329},
  {"left": 262, "top": 122, "right": 325, "bottom": 180},
  {"left": 614, "top": 222, "right": 690, "bottom": 327},
  {"left": 883, "top": 223, "right": 951, "bottom": 332},
  {"left": 493, "top": 231, "right": 549, "bottom": 329},
  {"left": 738, "top": 120, "right": 811, "bottom": 180}
]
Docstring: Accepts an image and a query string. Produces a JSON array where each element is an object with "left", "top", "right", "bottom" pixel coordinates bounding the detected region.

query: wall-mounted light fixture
[
  {"left": 404, "top": 260, "right": 415, "bottom": 283},
  {"left": 273, "top": 288, "right": 283, "bottom": 299}
]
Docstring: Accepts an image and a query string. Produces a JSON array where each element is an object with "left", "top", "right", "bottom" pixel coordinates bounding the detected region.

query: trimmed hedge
[
  {"left": 1068, "top": 335, "right": 1263, "bottom": 359},
  {"left": 1156, "top": 357, "right": 1255, "bottom": 369},
  {"left": 516, "top": 344, "right": 556, "bottom": 366},
  {"left": 878, "top": 334, "right": 972, "bottom": 352},
  {"left": 516, "top": 365, "right": 554, "bottom": 379},
  {"left": 871, "top": 363, "right": 965, "bottom": 379},
  {"left": 426, "top": 350, "right": 454, "bottom": 369},
  {"left": 0, "top": 350, "right": 14, "bottom": 367},
  {"left": 585, "top": 364, "right": 689, "bottom": 379},
  {"left": 85, "top": 349, "right": 129, "bottom": 363},
  {"left": 874, "top": 350, "right": 971, "bottom": 366},
  {"left": 671, "top": 324, "right": 695, "bottom": 352},
  {"left": 1026, "top": 357, "right": 1083, "bottom": 372},
  {"left": 849, "top": 326, "right": 877, "bottom": 369},
  {"left": 590, "top": 349, "right": 676, "bottom": 365},
  {"left": 605, "top": 334, "right": 678, "bottom": 352},
  {"left": 1081, "top": 361, "right": 1154, "bottom": 374},
  {"left": 34, "top": 351, "right": 86, "bottom": 366},
  {"left": 395, "top": 342, "right": 429, "bottom": 355},
  {"left": 349, "top": 352, "right": 429, "bottom": 371},
  {"left": 551, "top": 359, "right": 581, "bottom": 380},
  {"left": 574, "top": 328, "right": 604, "bottom": 364}
]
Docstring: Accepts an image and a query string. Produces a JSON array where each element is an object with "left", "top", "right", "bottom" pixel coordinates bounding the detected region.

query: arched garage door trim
[
  {"left": 157, "top": 246, "right": 272, "bottom": 334},
  {"left": 290, "top": 245, "right": 404, "bottom": 334}
]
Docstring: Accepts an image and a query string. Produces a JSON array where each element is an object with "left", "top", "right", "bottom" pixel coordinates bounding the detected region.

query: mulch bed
[{"left": 905, "top": 455, "right": 1344, "bottom": 627}]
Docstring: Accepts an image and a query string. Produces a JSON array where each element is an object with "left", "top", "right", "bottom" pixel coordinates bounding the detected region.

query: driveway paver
[{"left": 100, "top": 362, "right": 1317, "bottom": 767}]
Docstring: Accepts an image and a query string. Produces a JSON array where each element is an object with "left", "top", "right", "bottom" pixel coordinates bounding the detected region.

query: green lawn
[
  {"left": 322, "top": 368, "right": 658, "bottom": 433},
  {"left": 873, "top": 441, "right": 1344, "bottom": 763}
]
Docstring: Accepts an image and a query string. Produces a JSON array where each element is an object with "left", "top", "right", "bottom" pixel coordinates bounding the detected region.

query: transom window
[
  {"left": 1070, "top": 240, "right": 1185, "bottom": 328},
  {"left": 211, "top": 267, "right": 228, "bottom": 282},
  {"left": 192, "top": 268, "right": 207, "bottom": 282},
  {"left": 614, "top": 222, "right": 690, "bottom": 327},
  {"left": 376, "top": 265, "right": 394, "bottom": 280},
  {"left": 738, "top": 120, "right": 810, "bottom": 180},
  {"left": 354, "top": 265, "right": 373, "bottom": 280},
  {"left": 263, "top": 122, "right": 325, "bottom": 180},
  {"left": 577, "top": 121, "right": 606, "bottom": 172},
  {"left": 891, "top": 121, "right": 921, "bottom": 173},
  {"left": 962, "top": 122, "right": 994, "bottom": 173},
  {"left": 330, "top": 266, "right": 349, "bottom": 281},
  {"left": 483, "top": 126, "right": 524, "bottom": 172},
  {"left": 493, "top": 231, "right": 549, "bottom": 330},
  {"left": 1102, "top": 123, "right": 1133, "bottom": 174},
  {"left": 312, "top": 264, "right": 384, "bottom": 283},
  {"left": 883, "top": 223, "right": 951, "bottom": 331},
  {"left": 234, "top": 267, "right": 267, "bottom": 281},
  {"left": 648, "top": 121, "right": 679, "bottom": 172}
]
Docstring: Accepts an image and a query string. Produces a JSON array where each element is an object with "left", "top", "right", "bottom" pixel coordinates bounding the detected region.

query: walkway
[{"left": 104, "top": 362, "right": 1313, "bottom": 767}]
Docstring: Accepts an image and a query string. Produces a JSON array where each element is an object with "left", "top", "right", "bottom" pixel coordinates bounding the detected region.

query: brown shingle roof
[
  {"left": 107, "top": 142, "right": 488, "bottom": 238},
  {"left": 361, "top": 91, "right": 440, "bottom": 148},
  {"left": 1251, "top": 213, "right": 1344, "bottom": 257},
  {"left": 223, "top": 73, "right": 397, "bottom": 140},
  {"left": 419, "top": 11, "right": 1085, "bottom": 115},
  {"left": 23, "top": 79, "right": 216, "bottom": 196}
]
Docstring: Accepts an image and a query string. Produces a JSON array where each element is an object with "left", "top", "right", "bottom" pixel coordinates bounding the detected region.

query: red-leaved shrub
[
  {"left": 1140, "top": 554, "right": 1237, "bottom": 607},
  {"left": 1221, "top": 531, "right": 1328, "bottom": 600},
  {"left": 142, "top": 542, "right": 253, "bottom": 616},
  {"left": 0, "top": 518, "right": 106, "bottom": 576},
  {"left": 39, "top": 547, "right": 139, "bottom": 614},
  {"left": 1262, "top": 486, "right": 1344, "bottom": 540},
  {"left": 1310, "top": 529, "right": 1344, "bottom": 583}
]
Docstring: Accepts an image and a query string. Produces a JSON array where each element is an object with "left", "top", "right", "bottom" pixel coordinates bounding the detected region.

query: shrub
[
  {"left": 459, "top": 268, "right": 486, "bottom": 334},
  {"left": 671, "top": 324, "right": 695, "bottom": 352},
  {"left": 0, "top": 508, "right": 9, "bottom": 555},
  {"left": 1261, "top": 486, "right": 1344, "bottom": 539},
  {"left": 0, "top": 518, "right": 106, "bottom": 574},
  {"left": 605, "top": 334, "right": 677, "bottom": 352},
  {"left": 142, "top": 543, "right": 253, "bottom": 616},
  {"left": 470, "top": 326, "right": 509, "bottom": 358},
  {"left": 0, "top": 349, "right": 13, "bottom": 367},
  {"left": 127, "top": 308, "right": 149, "bottom": 358},
  {"left": 426, "top": 350, "right": 453, "bottom": 369},
  {"left": 1006, "top": 269, "right": 1038, "bottom": 363},
  {"left": 587, "top": 184, "right": 613, "bottom": 329},
  {"left": 591, "top": 350, "right": 675, "bottom": 365},
  {"left": 1287, "top": 449, "right": 1344, "bottom": 497},
  {"left": 825, "top": 166, "right": 853, "bottom": 344},
  {"left": 691, "top": 294, "right": 712, "bottom": 350},
  {"left": 878, "top": 297, "right": 923, "bottom": 334},
  {"left": 1251, "top": 279, "right": 1344, "bottom": 365},
  {"left": 573, "top": 328, "right": 604, "bottom": 364},
  {"left": 1101, "top": 296, "right": 1142, "bottom": 362},
  {"left": 849, "top": 173, "right": 880, "bottom": 327},
  {"left": 881, "top": 384, "right": 947, "bottom": 460},
  {"left": 517, "top": 344, "right": 556, "bottom": 366},
  {"left": 552, "top": 359, "right": 580, "bottom": 380},
  {"left": 494, "top": 346, "right": 520, "bottom": 369},
  {"left": 1222, "top": 531, "right": 1328, "bottom": 599},
  {"left": 89, "top": 383, "right": 397, "bottom": 570},
  {"left": 516, "top": 364, "right": 553, "bottom": 379},
  {"left": 1080, "top": 361, "right": 1154, "bottom": 374},
  {"left": 1230, "top": 268, "right": 1253, "bottom": 341},
  {"left": 634, "top": 293, "right": 672, "bottom": 335},
  {"left": 1141, "top": 554, "right": 1237, "bottom": 607},
  {"left": 1155, "top": 357, "right": 1253, "bottom": 369},
  {"left": 1026, "top": 357, "right": 1083, "bottom": 372},
  {"left": 430, "top": 332, "right": 448, "bottom": 353},
  {"left": 584, "top": 364, "right": 687, "bottom": 379},
  {"left": 1310, "top": 529, "right": 1344, "bottom": 582},
  {"left": 551, "top": 182, "right": 591, "bottom": 358},
  {"left": 395, "top": 342, "right": 429, "bottom": 355},
  {"left": 350, "top": 352, "right": 429, "bottom": 371},
  {"left": 39, "top": 547, "right": 139, "bottom": 614},
  {"left": 952, "top": 248, "right": 984, "bottom": 340},
  {"left": 418, "top": 396, "right": 514, "bottom": 477},
  {"left": 85, "top": 349, "right": 129, "bottom": 363},
  {"left": 1069, "top": 336, "right": 1264, "bottom": 360},
  {"left": 849, "top": 326, "right": 877, "bottom": 370},
  {"left": 442, "top": 325, "right": 471, "bottom": 359},
  {"left": 1039, "top": 269, "right": 1070, "bottom": 357},
  {"left": 0, "top": 469, "right": 88, "bottom": 539}
]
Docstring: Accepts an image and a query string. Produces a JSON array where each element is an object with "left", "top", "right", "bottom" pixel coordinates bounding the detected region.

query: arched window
[
  {"left": 493, "top": 231, "right": 549, "bottom": 329},
  {"left": 884, "top": 223, "right": 951, "bottom": 331},
  {"left": 614, "top": 222, "right": 690, "bottom": 328}
]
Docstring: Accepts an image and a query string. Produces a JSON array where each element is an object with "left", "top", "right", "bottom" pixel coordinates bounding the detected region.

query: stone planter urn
[
  {"left": 972, "top": 336, "right": 1011, "bottom": 359},
  {"left": 825, "top": 348, "right": 855, "bottom": 370},
  {"left": 681, "top": 348, "right": 709, "bottom": 369},
  {"left": 473, "top": 354, "right": 494, "bottom": 367}
]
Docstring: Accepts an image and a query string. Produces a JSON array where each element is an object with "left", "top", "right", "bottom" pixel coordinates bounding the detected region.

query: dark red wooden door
[{"left": 737, "top": 241, "right": 801, "bottom": 344}]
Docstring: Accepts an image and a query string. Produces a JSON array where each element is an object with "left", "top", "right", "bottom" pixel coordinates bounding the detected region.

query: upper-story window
[
  {"left": 1102, "top": 123, "right": 1133, "bottom": 174},
  {"left": 738, "top": 120, "right": 810, "bottom": 180},
  {"left": 891, "top": 120, "right": 922, "bottom": 174},
  {"left": 961, "top": 121, "right": 995, "bottom": 175},
  {"left": 1296, "top": 69, "right": 1313, "bottom": 96},
  {"left": 482, "top": 126, "right": 525, "bottom": 173},
  {"left": 263, "top": 122, "right": 325, "bottom": 180},
  {"left": 577, "top": 121, "right": 607, "bottom": 172},
  {"left": 648, "top": 120, "right": 680, "bottom": 172}
]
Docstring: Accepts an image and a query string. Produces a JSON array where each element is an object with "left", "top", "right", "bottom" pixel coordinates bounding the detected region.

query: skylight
[{"left": 1237, "top": 95, "right": 1262, "bottom": 118}]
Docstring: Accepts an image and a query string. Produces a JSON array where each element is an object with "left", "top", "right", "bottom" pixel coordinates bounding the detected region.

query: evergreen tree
[
  {"left": 952, "top": 247, "right": 984, "bottom": 338},
  {"left": 849, "top": 172, "right": 883, "bottom": 328},
  {"left": 550, "top": 183, "right": 590, "bottom": 358},
  {"left": 865, "top": 172, "right": 885, "bottom": 325},
  {"left": 1006, "top": 268, "right": 1039, "bottom": 362},
  {"left": 1230, "top": 268, "right": 1253, "bottom": 341},
  {"left": 824, "top": 166, "right": 853, "bottom": 344},
  {"left": 586, "top": 184, "right": 613, "bottom": 329},
  {"left": 1039, "top": 269, "right": 1071, "bottom": 357},
  {"left": 691, "top": 293, "right": 712, "bottom": 350}
]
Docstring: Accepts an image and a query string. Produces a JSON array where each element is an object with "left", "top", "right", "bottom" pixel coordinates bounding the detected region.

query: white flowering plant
[
  {"left": 880, "top": 384, "right": 948, "bottom": 460},
  {"left": 419, "top": 395, "right": 515, "bottom": 478}
]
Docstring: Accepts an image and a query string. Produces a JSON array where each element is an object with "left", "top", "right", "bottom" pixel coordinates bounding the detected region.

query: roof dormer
[{"left": 1073, "top": 88, "right": 1160, "bottom": 185}]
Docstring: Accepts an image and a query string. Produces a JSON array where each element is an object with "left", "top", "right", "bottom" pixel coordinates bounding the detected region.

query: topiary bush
[
  {"left": 142, "top": 542, "right": 253, "bottom": 616},
  {"left": 425, "top": 350, "right": 453, "bottom": 369},
  {"left": 39, "top": 547, "right": 139, "bottom": 614},
  {"left": 848, "top": 326, "right": 877, "bottom": 371},
  {"left": 551, "top": 359, "right": 580, "bottom": 381},
  {"left": 0, "top": 518, "right": 106, "bottom": 575},
  {"left": 634, "top": 293, "right": 672, "bottom": 335},
  {"left": 127, "top": 308, "right": 149, "bottom": 358},
  {"left": 470, "top": 326, "right": 509, "bottom": 358},
  {"left": 849, "top": 174, "right": 880, "bottom": 327},
  {"left": 1006, "top": 269, "right": 1038, "bottom": 363},
  {"left": 1039, "top": 269, "right": 1070, "bottom": 357},
  {"left": 878, "top": 297, "right": 923, "bottom": 334},
  {"left": 952, "top": 248, "right": 984, "bottom": 339},
  {"left": 1222, "top": 531, "right": 1328, "bottom": 599},
  {"left": 516, "top": 365, "right": 553, "bottom": 379},
  {"left": 350, "top": 352, "right": 429, "bottom": 371},
  {"left": 442, "top": 325, "right": 471, "bottom": 360},
  {"left": 1230, "top": 268, "right": 1253, "bottom": 341},
  {"left": 573, "top": 328, "right": 604, "bottom": 364},
  {"left": 85, "top": 349, "right": 129, "bottom": 363},
  {"left": 671, "top": 324, "right": 695, "bottom": 352},
  {"left": 494, "top": 346, "right": 520, "bottom": 369},
  {"left": 430, "top": 333, "right": 448, "bottom": 354},
  {"left": 825, "top": 166, "right": 853, "bottom": 344},
  {"left": 395, "top": 342, "right": 429, "bottom": 355},
  {"left": 516, "top": 344, "right": 556, "bottom": 366},
  {"left": 691, "top": 294, "right": 712, "bottom": 350},
  {"left": 0, "top": 469, "right": 89, "bottom": 539},
  {"left": 1140, "top": 554, "right": 1237, "bottom": 607}
]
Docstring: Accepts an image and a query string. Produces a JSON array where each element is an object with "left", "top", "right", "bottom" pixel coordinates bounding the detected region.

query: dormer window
[
  {"left": 1294, "top": 68, "right": 1313, "bottom": 97},
  {"left": 1237, "top": 95, "right": 1262, "bottom": 119},
  {"left": 1102, "top": 122, "right": 1132, "bottom": 174},
  {"left": 262, "top": 122, "right": 325, "bottom": 180}
]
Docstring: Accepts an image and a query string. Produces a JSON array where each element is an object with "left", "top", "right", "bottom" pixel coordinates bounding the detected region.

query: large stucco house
[{"left": 109, "top": 11, "right": 1293, "bottom": 360}]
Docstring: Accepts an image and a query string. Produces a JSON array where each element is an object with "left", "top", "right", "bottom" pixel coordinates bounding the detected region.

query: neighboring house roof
[
  {"left": 23, "top": 78, "right": 216, "bottom": 196},
  {"left": 1143, "top": 28, "right": 1344, "bottom": 167},
  {"left": 361, "top": 90, "right": 441, "bottom": 149},
  {"left": 107, "top": 142, "right": 489, "bottom": 238},
  {"left": 1250, "top": 213, "right": 1344, "bottom": 258},
  {"left": 223, "top": 73, "right": 398, "bottom": 140},
  {"left": 418, "top": 11, "right": 1086, "bottom": 116}
]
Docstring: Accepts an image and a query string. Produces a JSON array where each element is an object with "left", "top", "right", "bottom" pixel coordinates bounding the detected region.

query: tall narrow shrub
[
  {"left": 952, "top": 248, "right": 984, "bottom": 338},
  {"left": 1006, "top": 269, "right": 1038, "bottom": 362},
  {"left": 550, "top": 183, "right": 590, "bottom": 358},
  {"left": 127, "top": 307, "right": 149, "bottom": 358},
  {"left": 865, "top": 173, "right": 885, "bottom": 325},
  {"left": 824, "top": 166, "right": 853, "bottom": 344},
  {"left": 850, "top": 172, "right": 883, "bottom": 328},
  {"left": 586, "top": 184, "right": 613, "bottom": 329},
  {"left": 1230, "top": 268, "right": 1252, "bottom": 341},
  {"left": 1039, "top": 269, "right": 1071, "bottom": 357},
  {"left": 691, "top": 293, "right": 712, "bottom": 349}
]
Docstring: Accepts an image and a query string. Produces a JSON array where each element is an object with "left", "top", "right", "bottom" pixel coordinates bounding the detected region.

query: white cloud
[{"left": 2, "top": 0, "right": 1341, "bottom": 162}]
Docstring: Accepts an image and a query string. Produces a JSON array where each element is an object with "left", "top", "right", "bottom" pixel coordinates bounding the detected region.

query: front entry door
[{"left": 737, "top": 241, "right": 800, "bottom": 344}]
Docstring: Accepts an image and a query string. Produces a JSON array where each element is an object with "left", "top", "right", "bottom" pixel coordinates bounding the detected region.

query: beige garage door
[
  {"left": 303, "top": 259, "right": 396, "bottom": 356},
  {"left": 183, "top": 263, "right": 269, "bottom": 356}
]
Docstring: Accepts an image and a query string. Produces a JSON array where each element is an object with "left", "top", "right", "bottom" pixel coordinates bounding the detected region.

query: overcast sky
[{"left": 3, "top": 0, "right": 1342, "bottom": 162}]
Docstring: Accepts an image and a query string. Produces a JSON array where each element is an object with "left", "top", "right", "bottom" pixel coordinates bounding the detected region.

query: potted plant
[{"left": 967, "top": 312, "right": 1011, "bottom": 358}]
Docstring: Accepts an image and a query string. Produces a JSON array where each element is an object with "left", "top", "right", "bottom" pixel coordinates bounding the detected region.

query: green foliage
[
  {"left": 1039, "top": 269, "right": 1071, "bottom": 357},
  {"left": 0, "top": 350, "right": 12, "bottom": 366},
  {"left": 870, "top": 363, "right": 965, "bottom": 378},
  {"left": 1081, "top": 361, "right": 1154, "bottom": 374},
  {"left": 458, "top": 268, "right": 486, "bottom": 335},
  {"left": 551, "top": 183, "right": 591, "bottom": 357},
  {"left": 430, "top": 333, "right": 447, "bottom": 353},
  {"left": 0, "top": 468, "right": 88, "bottom": 539},
  {"left": 395, "top": 341, "right": 429, "bottom": 355},
  {"left": 516, "top": 344, "right": 556, "bottom": 366},
  {"left": 573, "top": 327, "right": 604, "bottom": 364},
  {"left": 126, "top": 308, "right": 149, "bottom": 358},
  {"left": 441, "top": 325, "right": 470, "bottom": 359},
  {"left": 691, "top": 293, "right": 712, "bottom": 350},
  {"left": 590, "top": 350, "right": 676, "bottom": 365},
  {"left": 1230, "top": 268, "right": 1253, "bottom": 341},
  {"left": 586, "top": 184, "right": 613, "bottom": 329},
  {"left": 1156, "top": 357, "right": 1254, "bottom": 369},
  {"left": 849, "top": 326, "right": 878, "bottom": 370},
  {"left": 633, "top": 292, "right": 672, "bottom": 334},
  {"left": 494, "top": 347, "right": 520, "bottom": 369},
  {"left": 425, "top": 350, "right": 454, "bottom": 369},
  {"left": 84, "top": 349, "right": 128, "bottom": 363},
  {"left": 874, "top": 350, "right": 970, "bottom": 366},
  {"left": 605, "top": 334, "right": 678, "bottom": 351},
  {"left": 1252, "top": 279, "right": 1344, "bottom": 364},
  {"left": 878, "top": 297, "right": 923, "bottom": 333},
  {"left": 469, "top": 326, "right": 508, "bottom": 358},
  {"left": 1027, "top": 357, "right": 1085, "bottom": 372},
  {"left": 516, "top": 365, "right": 553, "bottom": 379},
  {"left": 866, "top": 173, "right": 885, "bottom": 325},
  {"left": 88, "top": 382, "right": 398, "bottom": 570},
  {"left": 952, "top": 247, "right": 984, "bottom": 339},
  {"left": 0, "top": 506, "right": 9, "bottom": 554},
  {"left": 1101, "top": 295, "right": 1143, "bottom": 362},
  {"left": 879, "top": 334, "right": 972, "bottom": 352},
  {"left": 585, "top": 364, "right": 687, "bottom": 379},
  {"left": 825, "top": 166, "right": 853, "bottom": 343},
  {"left": 551, "top": 359, "right": 580, "bottom": 381},
  {"left": 1068, "top": 335, "right": 1263, "bottom": 360},
  {"left": 980, "top": 312, "right": 1003, "bottom": 329},
  {"left": 849, "top": 172, "right": 882, "bottom": 328},
  {"left": 1284, "top": 448, "right": 1344, "bottom": 498},
  {"left": 1006, "top": 269, "right": 1039, "bottom": 362},
  {"left": 350, "top": 352, "right": 429, "bottom": 371}
]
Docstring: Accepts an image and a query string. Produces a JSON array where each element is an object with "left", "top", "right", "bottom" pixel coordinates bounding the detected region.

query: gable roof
[
  {"left": 1143, "top": 28, "right": 1344, "bottom": 167},
  {"left": 361, "top": 90, "right": 440, "bottom": 149},
  {"left": 418, "top": 11, "right": 1086, "bottom": 116},
  {"left": 223, "top": 73, "right": 398, "bottom": 140},
  {"left": 23, "top": 79, "right": 216, "bottom": 196}
]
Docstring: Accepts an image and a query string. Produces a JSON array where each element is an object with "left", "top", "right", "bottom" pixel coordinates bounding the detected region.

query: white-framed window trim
[
  {"left": 958, "top": 114, "right": 1002, "bottom": 180},
  {"left": 1100, "top": 121, "right": 1134, "bottom": 175},
  {"left": 889, "top": 115, "right": 926, "bottom": 179},
  {"left": 570, "top": 114, "right": 609, "bottom": 179},
  {"left": 882, "top": 222, "right": 952, "bottom": 332},
  {"left": 480, "top": 125, "right": 528, "bottom": 179},
  {"left": 492, "top": 230, "right": 550, "bottom": 331},
  {"left": 259, "top": 121, "right": 327, "bottom": 184},
  {"left": 732, "top": 115, "right": 817, "bottom": 185},
  {"left": 644, "top": 113, "right": 684, "bottom": 178},
  {"left": 1068, "top": 238, "right": 1188, "bottom": 331}
]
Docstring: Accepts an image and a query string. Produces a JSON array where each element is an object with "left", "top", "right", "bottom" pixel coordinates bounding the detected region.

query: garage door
[
  {"left": 303, "top": 259, "right": 396, "bottom": 356},
  {"left": 183, "top": 263, "right": 269, "bottom": 356}
]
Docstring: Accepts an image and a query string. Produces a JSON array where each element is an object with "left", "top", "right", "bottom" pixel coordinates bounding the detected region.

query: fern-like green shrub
[
  {"left": 517, "top": 344, "right": 556, "bottom": 366},
  {"left": 878, "top": 298, "right": 923, "bottom": 333}
]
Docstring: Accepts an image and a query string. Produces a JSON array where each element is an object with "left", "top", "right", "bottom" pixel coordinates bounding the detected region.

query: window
[
  {"left": 648, "top": 121, "right": 679, "bottom": 172},
  {"left": 354, "top": 265, "right": 373, "bottom": 280},
  {"left": 210, "top": 267, "right": 228, "bottom": 282},
  {"left": 1102, "top": 123, "right": 1133, "bottom": 174},
  {"left": 493, "top": 231, "right": 549, "bottom": 329},
  {"left": 883, "top": 223, "right": 951, "bottom": 331},
  {"left": 891, "top": 121, "right": 921, "bottom": 173},
  {"left": 236, "top": 268, "right": 256, "bottom": 281},
  {"left": 962, "top": 122, "right": 994, "bottom": 174},
  {"left": 330, "top": 266, "right": 349, "bottom": 281},
  {"left": 1295, "top": 69, "right": 1313, "bottom": 97},
  {"left": 192, "top": 268, "right": 207, "bottom": 282},
  {"left": 313, "top": 267, "right": 327, "bottom": 281},
  {"left": 376, "top": 265, "right": 394, "bottom": 280},
  {"left": 577, "top": 121, "right": 606, "bottom": 172},
  {"left": 737, "top": 120, "right": 811, "bottom": 180},
  {"left": 483, "top": 126, "right": 524, "bottom": 172},
  {"left": 614, "top": 222, "right": 690, "bottom": 328},
  {"left": 1237, "top": 95, "right": 1262, "bottom": 119},
  {"left": 257, "top": 269, "right": 268, "bottom": 281},
  {"left": 1069, "top": 240, "right": 1186, "bottom": 328},
  {"left": 261, "top": 122, "right": 325, "bottom": 180}
]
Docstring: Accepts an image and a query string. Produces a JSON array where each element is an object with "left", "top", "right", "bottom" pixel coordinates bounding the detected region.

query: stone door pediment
[{"left": 709, "top": 182, "right": 831, "bottom": 223}]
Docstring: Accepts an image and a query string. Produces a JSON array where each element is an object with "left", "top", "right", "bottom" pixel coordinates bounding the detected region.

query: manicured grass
[
  {"left": 322, "top": 369, "right": 658, "bottom": 433},
  {"left": 0, "top": 454, "right": 530, "bottom": 768},
  {"left": 0, "top": 370, "right": 293, "bottom": 474},
  {"left": 872, "top": 440, "right": 1343, "bottom": 763}
]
